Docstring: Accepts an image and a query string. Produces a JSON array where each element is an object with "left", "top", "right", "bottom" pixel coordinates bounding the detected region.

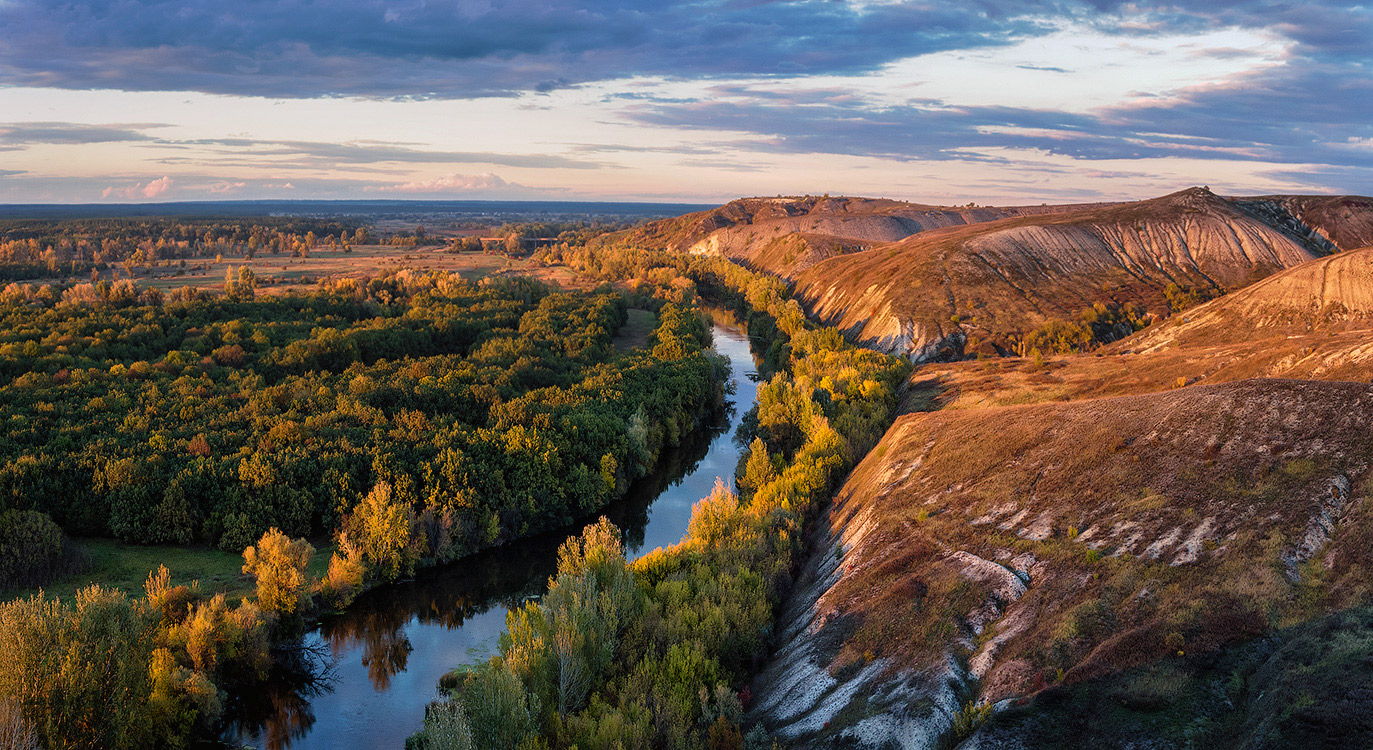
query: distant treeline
[{"left": 0, "top": 216, "right": 369, "bottom": 280}]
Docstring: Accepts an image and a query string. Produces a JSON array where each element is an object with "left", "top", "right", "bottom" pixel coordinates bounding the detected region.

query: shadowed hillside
[{"left": 1239, "top": 194, "right": 1373, "bottom": 253}]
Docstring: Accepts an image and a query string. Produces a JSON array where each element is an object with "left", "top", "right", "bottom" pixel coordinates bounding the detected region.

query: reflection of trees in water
[
  {"left": 604, "top": 405, "right": 723, "bottom": 552},
  {"left": 220, "top": 642, "right": 334, "bottom": 750}
]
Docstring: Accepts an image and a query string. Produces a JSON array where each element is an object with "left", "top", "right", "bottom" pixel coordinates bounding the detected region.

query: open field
[
  {"left": 124, "top": 245, "right": 590, "bottom": 295},
  {"left": 7, "top": 537, "right": 333, "bottom": 603},
  {"left": 612, "top": 308, "right": 656, "bottom": 351}
]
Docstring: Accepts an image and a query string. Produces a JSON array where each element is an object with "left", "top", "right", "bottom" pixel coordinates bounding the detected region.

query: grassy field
[
  {"left": 613, "top": 308, "right": 657, "bottom": 352},
  {"left": 6, "top": 537, "right": 333, "bottom": 603}
]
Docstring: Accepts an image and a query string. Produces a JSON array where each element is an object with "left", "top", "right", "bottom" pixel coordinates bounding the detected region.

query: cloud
[
  {"left": 177, "top": 138, "right": 604, "bottom": 169},
  {"left": 373, "top": 172, "right": 562, "bottom": 196},
  {"left": 0, "top": 122, "right": 167, "bottom": 145},
  {"left": 0, "top": 0, "right": 1365, "bottom": 101},
  {"left": 208, "top": 181, "right": 246, "bottom": 194},
  {"left": 101, "top": 176, "right": 173, "bottom": 200},
  {"left": 0, "top": 0, "right": 1055, "bottom": 98},
  {"left": 616, "top": 21, "right": 1373, "bottom": 192},
  {"left": 0, "top": 169, "right": 27, "bottom": 177}
]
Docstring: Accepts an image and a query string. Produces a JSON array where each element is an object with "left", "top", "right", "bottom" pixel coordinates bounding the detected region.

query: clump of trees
[
  {"left": 0, "top": 565, "right": 275, "bottom": 748},
  {"left": 1164, "top": 282, "right": 1218, "bottom": 313},
  {"left": 1018, "top": 301, "right": 1152, "bottom": 356}
]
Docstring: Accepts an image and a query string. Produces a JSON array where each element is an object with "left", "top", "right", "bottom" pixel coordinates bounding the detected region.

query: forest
[
  {"left": 0, "top": 262, "right": 727, "bottom": 748},
  {"left": 0, "top": 217, "right": 913, "bottom": 749},
  {"left": 406, "top": 239, "right": 911, "bottom": 748}
]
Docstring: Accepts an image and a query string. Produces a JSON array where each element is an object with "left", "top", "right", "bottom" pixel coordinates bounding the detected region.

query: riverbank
[{"left": 222, "top": 321, "right": 761, "bottom": 749}]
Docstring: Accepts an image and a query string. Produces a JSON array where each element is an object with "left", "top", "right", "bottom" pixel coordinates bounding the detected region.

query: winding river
[{"left": 224, "top": 322, "right": 760, "bottom": 749}]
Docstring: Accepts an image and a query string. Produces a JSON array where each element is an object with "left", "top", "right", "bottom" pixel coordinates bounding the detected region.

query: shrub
[
  {"left": 320, "top": 551, "right": 366, "bottom": 609},
  {"left": 949, "top": 699, "right": 992, "bottom": 744}
]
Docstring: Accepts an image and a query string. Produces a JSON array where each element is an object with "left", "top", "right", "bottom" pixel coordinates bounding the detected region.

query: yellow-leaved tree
[
  {"left": 345, "top": 482, "right": 423, "bottom": 582},
  {"left": 241, "top": 528, "right": 315, "bottom": 615}
]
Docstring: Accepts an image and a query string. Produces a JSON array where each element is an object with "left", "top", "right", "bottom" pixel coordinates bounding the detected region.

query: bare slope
[
  {"left": 752, "top": 378, "right": 1373, "bottom": 748},
  {"left": 902, "top": 245, "right": 1373, "bottom": 411},
  {"left": 1132, "top": 243, "right": 1373, "bottom": 348},
  {"left": 794, "top": 188, "right": 1335, "bottom": 361}
]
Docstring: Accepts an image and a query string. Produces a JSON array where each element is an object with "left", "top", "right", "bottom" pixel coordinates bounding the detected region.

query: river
[{"left": 222, "top": 321, "right": 760, "bottom": 749}]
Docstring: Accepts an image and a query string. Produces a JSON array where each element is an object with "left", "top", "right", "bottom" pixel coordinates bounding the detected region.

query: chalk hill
[
  {"left": 752, "top": 378, "right": 1373, "bottom": 748},
  {"left": 601, "top": 195, "right": 1083, "bottom": 276}
]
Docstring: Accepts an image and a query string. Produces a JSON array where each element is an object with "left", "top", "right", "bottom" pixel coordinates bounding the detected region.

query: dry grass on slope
[
  {"left": 1130, "top": 244, "right": 1373, "bottom": 350},
  {"left": 903, "top": 246, "right": 1373, "bottom": 411},
  {"left": 820, "top": 378, "right": 1373, "bottom": 703}
]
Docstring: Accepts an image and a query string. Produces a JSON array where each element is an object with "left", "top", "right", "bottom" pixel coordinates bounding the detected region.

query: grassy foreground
[{"left": 7, "top": 537, "right": 333, "bottom": 602}]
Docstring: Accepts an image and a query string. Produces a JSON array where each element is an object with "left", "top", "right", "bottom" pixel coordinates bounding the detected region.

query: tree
[
  {"left": 738, "top": 437, "right": 779, "bottom": 496},
  {"left": 343, "top": 482, "right": 422, "bottom": 582},
  {"left": 241, "top": 528, "right": 315, "bottom": 615}
]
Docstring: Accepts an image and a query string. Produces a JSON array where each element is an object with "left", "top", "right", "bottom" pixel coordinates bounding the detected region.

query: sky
[{"left": 0, "top": 0, "right": 1369, "bottom": 205}]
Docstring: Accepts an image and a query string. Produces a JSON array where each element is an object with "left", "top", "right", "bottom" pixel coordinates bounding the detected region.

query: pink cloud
[
  {"left": 208, "top": 181, "right": 246, "bottom": 194},
  {"left": 101, "top": 176, "right": 173, "bottom": 200},
  {"left": 378, "top": 172, "right": 512, "bottom": 193}
]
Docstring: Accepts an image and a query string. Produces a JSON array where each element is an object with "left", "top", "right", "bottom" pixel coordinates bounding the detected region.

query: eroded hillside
[
  {"left": 752, "top": 379, "right": 1373, "bottom": 748},
  {"left": 792, "top": 188, "right": 1352, "bottom": 361}
]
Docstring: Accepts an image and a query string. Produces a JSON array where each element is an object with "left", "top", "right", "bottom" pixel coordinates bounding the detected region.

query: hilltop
[
  {"left": 603, "top": 188, "right": 1373, "bottom": 363},
  {"left": 599, "top": 195, "right": 1084, "bottom": 275},
  {"left": 752, "top": 378, "right": 1373, "bottom": 748},
  {"left": 792, "top": 188, "right": 1363, "bottom": 360}
]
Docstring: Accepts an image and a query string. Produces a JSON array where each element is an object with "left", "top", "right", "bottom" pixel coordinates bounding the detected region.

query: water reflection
[
  {"left": 220, "top": 645, "right": 333, "bottom": 750},
  {"left": 222, "top": 324, "right": 759, "bottom": 749}
]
